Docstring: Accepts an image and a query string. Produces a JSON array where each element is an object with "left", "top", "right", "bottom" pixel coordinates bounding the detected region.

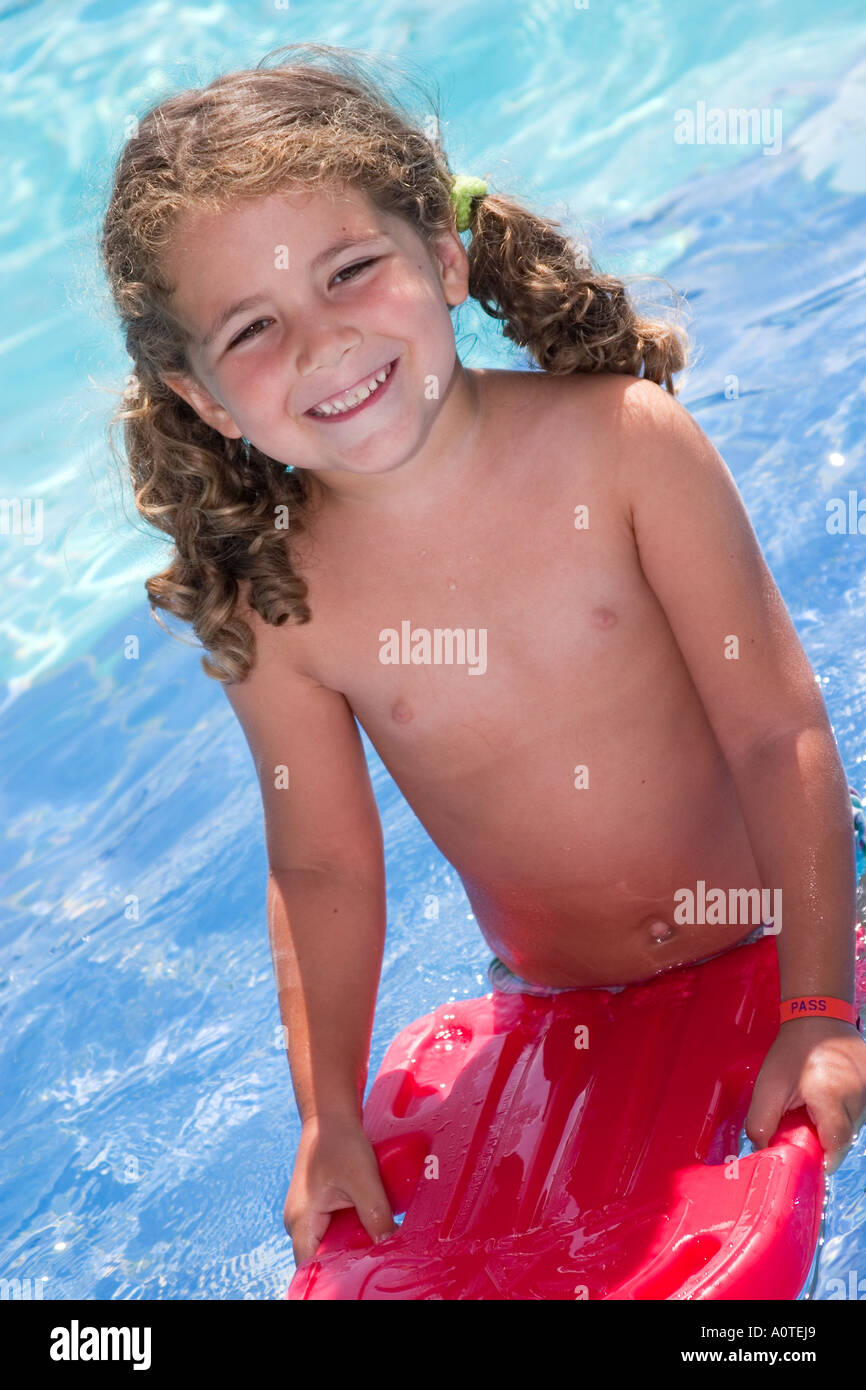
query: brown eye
[
  {"left": 229, "top": 319, "right": 271, "bottom": 349},
  {"left": 331, "top": 258, "right": 377, "bottom": 286}
]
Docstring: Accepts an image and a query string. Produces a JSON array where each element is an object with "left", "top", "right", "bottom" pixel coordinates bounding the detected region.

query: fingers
[
  {"left": 287, "top": 1204, "right": 333, "bottom": 1269},
  {"left": 807, "top": 1099, "right": 858, "bottom": 1176},
  {"left": 745, "top": 1084, "right": 784, "bottom": 1151},
  {"left": 745, "top": 1024, "right": 866, "bottom": 1175},
  {"left": 352, "top": 1173, "right": 398, "bottom": 1247},
  {"left": 285, "top": 1140, "right": 397, "bottom": 1269},
  {"left": 823, "top": 1139, "right": 854, "bottom": 1176},
  {"left": 287, "top": 1183, "right": 394, "bottom": 1268},
  {"left": 344, "top": 1140, "right": 397, "bottom": 1245},
  {"left": 749, "top": 1086, "right": 858, "bottom": 1172}
]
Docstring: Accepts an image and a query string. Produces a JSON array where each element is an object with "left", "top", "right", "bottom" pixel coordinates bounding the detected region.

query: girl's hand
[
  {"left": 285, "top": 1113, "right": 397, "bottom": 1268},
  {"left": 745, "top": 1018, "right": 866, "bottom": 1174}
]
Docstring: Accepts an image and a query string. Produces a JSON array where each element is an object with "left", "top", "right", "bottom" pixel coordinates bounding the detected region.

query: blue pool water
[{"left": 2, "top": 0, "right": 866, "bottom": 1300}]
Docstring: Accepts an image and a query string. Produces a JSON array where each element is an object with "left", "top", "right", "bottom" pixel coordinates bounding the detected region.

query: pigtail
[
  {"left": 106, "top": 364, "right": 312, "bottom": 684},
  {"left": 466, "top": 193, "right": 689, "bottom": 392}
]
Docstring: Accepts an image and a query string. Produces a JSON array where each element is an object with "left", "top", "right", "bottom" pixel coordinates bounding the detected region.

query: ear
[
  {"left": 161, "top": 371, "right": 244, "bottom": 440},
  {"left": 431, "top": 228, "right": 470, "bottom": 310}
]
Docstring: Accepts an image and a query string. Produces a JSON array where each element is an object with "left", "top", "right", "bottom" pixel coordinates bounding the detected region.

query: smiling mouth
[{"left": 305, "top": 358, "right": 398, "bottom": 421}]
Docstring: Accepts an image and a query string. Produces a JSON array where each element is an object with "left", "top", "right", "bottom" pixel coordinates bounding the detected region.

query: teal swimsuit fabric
[{"left": 487, "top": 787, "right": 866, "bottom": 998}]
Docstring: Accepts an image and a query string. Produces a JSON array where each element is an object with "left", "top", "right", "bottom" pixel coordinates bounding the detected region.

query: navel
[
  {"left": 391, "top": 697, "right": 413, "bottom": 724},
  {"left": 645, "top": 916, "right": 676, "bottom": 944}
]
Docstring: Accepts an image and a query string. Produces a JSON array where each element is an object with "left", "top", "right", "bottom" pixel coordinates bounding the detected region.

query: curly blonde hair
[{"left": 100, "top": 42, "right": 689, "bottom": 684}]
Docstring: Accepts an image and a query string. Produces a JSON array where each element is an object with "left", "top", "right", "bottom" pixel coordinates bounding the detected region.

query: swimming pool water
[{"left": 2, "top": 0, "right": 866, "bottom": 1300}]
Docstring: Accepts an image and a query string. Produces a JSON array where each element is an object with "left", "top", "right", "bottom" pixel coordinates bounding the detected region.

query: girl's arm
[
  {"left": 610, "top": 375, "right": 855, "bottom": 1005},
  {"left": 608, "top": 376, "right": 865, "bottom": 1170},
  {"left": 223, "top": 604, "right": 387, "bottom": 1120},
  {"left": 223, "top": 601, "right": 396, "bottom": 1258}
]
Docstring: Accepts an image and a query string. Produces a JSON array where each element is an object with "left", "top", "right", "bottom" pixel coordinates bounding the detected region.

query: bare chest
[{"left": 289, "top": 382, "right": 678, "bottom": 784}]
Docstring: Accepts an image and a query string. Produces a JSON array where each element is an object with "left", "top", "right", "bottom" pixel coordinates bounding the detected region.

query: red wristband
[{"left": 780, "top": 995, "right": 861, "bottom": 1030}]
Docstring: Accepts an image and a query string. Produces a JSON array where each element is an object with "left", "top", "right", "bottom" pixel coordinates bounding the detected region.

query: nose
[{"left": 295, "top": 324, "right": 361, "bottom": 380}]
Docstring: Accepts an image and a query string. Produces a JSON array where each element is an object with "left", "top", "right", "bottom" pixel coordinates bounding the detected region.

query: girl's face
[{"left": 160, "top": 185, "right": 473, "bottom": 499}]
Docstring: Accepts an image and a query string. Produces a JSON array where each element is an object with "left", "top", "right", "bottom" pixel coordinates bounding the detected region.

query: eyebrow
[{"left": 198, "top": 234, "right": 384, "bottom": 349}]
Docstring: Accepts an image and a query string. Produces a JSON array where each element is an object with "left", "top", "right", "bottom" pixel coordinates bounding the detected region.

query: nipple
[
  {"left": 590, "top": 606, "right": 617, "bottom": 629},
  {"left": 391, "top": 697, "right": 413, "bottom": 724}
]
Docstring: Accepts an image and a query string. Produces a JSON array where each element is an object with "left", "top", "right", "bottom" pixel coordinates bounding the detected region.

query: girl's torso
[{"left": 277, "top": 368, "right": 764, "bottom": 987}]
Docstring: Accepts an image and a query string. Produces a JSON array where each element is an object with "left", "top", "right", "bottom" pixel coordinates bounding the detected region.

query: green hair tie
[{"left": 450, "top": 173, "right": 488, "bottom": 232}]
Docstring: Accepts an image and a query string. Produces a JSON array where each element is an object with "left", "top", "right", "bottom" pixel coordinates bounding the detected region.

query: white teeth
[{"left": 310, "top": 362, "right": 392, "bottom": 417}]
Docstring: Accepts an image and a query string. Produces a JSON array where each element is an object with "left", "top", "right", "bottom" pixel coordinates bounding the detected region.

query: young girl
[{"left": 100, "top": 43, "right": 866, "bottom": 1274}]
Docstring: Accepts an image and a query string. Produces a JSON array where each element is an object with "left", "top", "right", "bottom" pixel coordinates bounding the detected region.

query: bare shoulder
[
  {"left": 492, "top": 370, "right": 678, "bottom": 510},
  {"left": 527, "top": 371, "right": 702, "bottom": 515},
  {"left": 501, "top": 367, "right": 675, "bottom": 437},
  {"left": 224, "top": 578, "right": 321, "bottom": 735},
  {"left": 602, "top": 375, "right": 732, "bottom": 521},
  {"left": 537, "top": 369, "right": 682, "bottom": 428},
  {"left": 232, "top": 573, "right": 317, "bottom": 678}
]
